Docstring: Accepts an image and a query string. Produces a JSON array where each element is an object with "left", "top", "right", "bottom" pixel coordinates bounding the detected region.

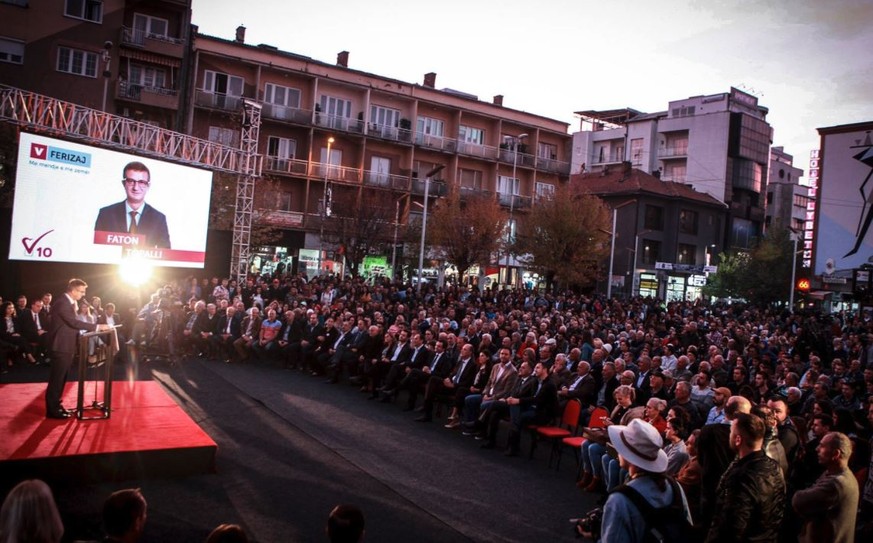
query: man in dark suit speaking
[
  {"left": 44, "top": 278, "right": 112, "bottom": 419},
  {"left": 94, "top": 161, "right": 171, "bottom": 249}
]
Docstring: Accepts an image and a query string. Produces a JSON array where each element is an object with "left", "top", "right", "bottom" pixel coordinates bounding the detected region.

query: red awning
[{"left": 121, "top": 49, "right": 180, "bottom": 68}]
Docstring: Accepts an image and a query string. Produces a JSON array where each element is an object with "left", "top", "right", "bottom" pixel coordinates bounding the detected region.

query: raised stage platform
[{"left": 0, "top": 380, "right": 217, "bottom": 484}]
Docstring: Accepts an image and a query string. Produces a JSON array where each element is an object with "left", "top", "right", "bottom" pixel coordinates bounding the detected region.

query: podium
[{"left": 76, "top": 327, "right": 120, "bottom": 420}]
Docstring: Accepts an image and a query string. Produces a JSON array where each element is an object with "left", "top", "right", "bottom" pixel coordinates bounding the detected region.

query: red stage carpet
[{"left": 0, "top": 381, "right": 217, "bottom": 484}]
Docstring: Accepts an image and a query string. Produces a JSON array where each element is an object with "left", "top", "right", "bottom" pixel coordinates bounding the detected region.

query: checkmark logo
[{"left": 22, "top": 230, "right": 54, "bottom": 254}]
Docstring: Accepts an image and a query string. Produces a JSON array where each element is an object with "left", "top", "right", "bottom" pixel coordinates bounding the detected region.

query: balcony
[
  {"left": 259, "top": 210, "right": 304, "bottom": 228},
  {"left": 263, "top": 156, "right": 309, "bottom": 176},
  {"left": 498, "top": 193, "right": 532, "bottom": 209},
  {"left": 535, "top": 156, "right": 571, "bottom": 174},
  {"left": 411, "top": 178, "right": 447, "bottom": 197},
  {"left": 363, "top": 171, "right": 411, "bottom": 190},
  {"left": 120, "top": 26, "right": 185, "bottom": 58},
  {"left": 366, "top": 123, "right": 412, "bottom": 143},
  {"left": 116, "top": 81, "right": 179, "bottom": 110},
  {"left": 262, "top": 103, "right": 313, "bottom": 125},
  {"left": 313, "top": 112, "right": 364, "bottom": 134},
  {"left": 456, "top": 141, "right": 499, "bottom": 160},
  {"left": 195, "top": 90, "right": 243, "bottom": 112},
  {"left": 414, "top": 133, "right": 458, "bottom": 154},
  {"left": 658, "top": 146, "right": 688, "bottom": 159}
]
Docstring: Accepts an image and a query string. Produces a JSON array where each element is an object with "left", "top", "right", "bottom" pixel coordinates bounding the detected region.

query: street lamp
[
  {"left": 630, "top": 228, "right": 653, "bottom": 296},
  {"left": 503, "top": 133, "right": 528, "bottom": 287},
  {"left": 607, "top": 199, "right": 636, "bottom": 300},
  {"left": 788, "top": 228, "right": 801, "bottom": 312},
  {"left": 417, "top": 164, "right": 445, "bottom": 294},
  {"left": 318, "top": 136, "right": 334, "bottom": 275}
]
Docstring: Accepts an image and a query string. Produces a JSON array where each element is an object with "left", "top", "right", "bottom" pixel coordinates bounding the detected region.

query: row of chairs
[{"left": 528, "top": 401, "right": 609, "bottom": 472}]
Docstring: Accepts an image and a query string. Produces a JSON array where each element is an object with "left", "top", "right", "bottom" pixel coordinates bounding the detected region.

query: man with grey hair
[{"left": 792, "top": 432, "right": 858, "bottom": 543}]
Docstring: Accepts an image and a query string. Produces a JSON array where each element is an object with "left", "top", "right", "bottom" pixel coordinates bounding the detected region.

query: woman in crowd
[
  {"left": 0, "top": 479, "right": 64, "bottom": 543},
  {"left": 578, "top": 385, "right": 636, "bottom": 491},
  {"left": 1, "top": 300, "right": 36, "bottom": 366}
]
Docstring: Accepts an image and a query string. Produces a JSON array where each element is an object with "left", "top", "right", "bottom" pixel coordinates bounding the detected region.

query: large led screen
[{"left": 9, "top": 133, "right": 213, "bottom": 268}]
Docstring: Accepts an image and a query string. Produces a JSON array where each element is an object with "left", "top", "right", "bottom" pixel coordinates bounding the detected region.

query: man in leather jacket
[{"left": 705, "top": 412, "right": 785, "bottom": 543}]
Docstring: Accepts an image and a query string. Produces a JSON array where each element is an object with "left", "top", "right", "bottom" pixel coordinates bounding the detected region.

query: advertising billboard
[
  {"left": 9, "top": 133, "right": 213, "bottom": 268},
  {"left": 815, "top": 128, "right": 873, "bottom": 276}
]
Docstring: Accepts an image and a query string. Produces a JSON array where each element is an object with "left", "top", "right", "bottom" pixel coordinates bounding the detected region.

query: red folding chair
[
  {"left": 563, "top": 406, "right": 609, "bottom": 474},
  {"left": 532, "top": 399, "right": 582, "bottom": 467}
]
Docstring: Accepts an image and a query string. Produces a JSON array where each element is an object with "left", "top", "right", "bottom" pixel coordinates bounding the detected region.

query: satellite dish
[{"left": 824, "top": 258, "right": 835, "bottom": 275}]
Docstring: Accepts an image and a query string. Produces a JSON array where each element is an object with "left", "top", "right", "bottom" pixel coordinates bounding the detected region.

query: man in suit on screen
[{"left": 94, "top": 161, "right": 170, "bottom": 249}]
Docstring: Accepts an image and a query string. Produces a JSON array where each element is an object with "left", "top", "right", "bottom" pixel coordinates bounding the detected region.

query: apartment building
[
  {"left": 766, "top": 146, "right": 808, "bottom": 232},
  {"left": 190, "top": 29, "right": 573, "bottom": 278},
  {"left": 574, "top": 164, "right": 727, "bottom": 301},
  {"left": 0, "top": 0, "right": 193, "bottom": 131},
  {"left": 571, "top": 88, "right": 773, "bottom": 252}
]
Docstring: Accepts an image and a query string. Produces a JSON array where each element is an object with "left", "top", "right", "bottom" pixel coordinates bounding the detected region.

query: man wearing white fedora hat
[{"left": 595, "top": 418, "right": 692, "bottom": 542}]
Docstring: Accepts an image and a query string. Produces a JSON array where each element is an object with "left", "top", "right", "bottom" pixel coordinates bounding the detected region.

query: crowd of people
[
  {"left": 0, "top": 479, "right": 365, "bottom": 542},
  {"left": 3, "top": 270, "right": 873, "bottom": 541}
]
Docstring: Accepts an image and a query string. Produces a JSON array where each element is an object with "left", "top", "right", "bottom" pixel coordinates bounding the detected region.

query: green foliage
[{"left": 703, "top": 225, "right": 795, "bottom": 306}]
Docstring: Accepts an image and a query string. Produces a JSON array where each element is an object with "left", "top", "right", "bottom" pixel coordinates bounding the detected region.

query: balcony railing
[
  {"left": 535, "top": 156, "right": 571, "bottom": 174},
  {"left": 456, "top": 141, "right": 499, "bottom": 160},
  {"left": 262, "top": 102, "right": 313, "bottom": 124},
  {"left": 363, "top": 171, "right": 411, "bottom": 190},
  {"left": 592, "top": 154, "right": 624, "bottom": 165},
  {"left": 366, "top": 123, "right": 412, "bottom": 143},
  {"left": 658, "top": 146, "right": 688, "bottom": 158},
  {"left": 411, "top": 179, "right": 447, "bottom": 197},
  {"left": 414, "top": 133, "right": 458, "bottom": 153},
  {"left": 195, "top": 90, "right": 243, "bottom": 111},
  {"left": 314, "top": 112, "right": 364, "bottom": 134},
  {"left": 116, "top": 81, "right": 179, "bottom": 109},
  {"left": 498, "top": 193, "right": 532, "bottom": 209},
  {"left": 120, "top": 26, "right": 185, "bottom": 57}
]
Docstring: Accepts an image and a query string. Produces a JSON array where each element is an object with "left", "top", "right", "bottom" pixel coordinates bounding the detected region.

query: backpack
[{"left": 614, "top": 477, "right": 691, "bottom": 543}]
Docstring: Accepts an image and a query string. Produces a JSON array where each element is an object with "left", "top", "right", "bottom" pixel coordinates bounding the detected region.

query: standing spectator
[
  {"left": 0, "top": 479, "right": 63, "bottom": 543},
  {"left": 705, "top": 412, "right": 785, "bottom": 543},
  {"left": 792, "top": 432, "right": 859, "bottom": 543}
]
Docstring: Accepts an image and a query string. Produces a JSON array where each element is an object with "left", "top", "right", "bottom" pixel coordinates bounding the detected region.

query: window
[
  {"left": 630, "top": 138, "right": 644, "bottom": 166},
  {"left": 641, "top": 240, "right": 661, "bottom": 265},
  {"left": 535, "top": 182, "right": 555, "bottom": 201},
  {"left": 57, "top": 46, "right": 98, "bottom": 77},
  {"left": 264, "top": 83, "right": 301, "bottom": 108},
  {"left": 458, "top": 125, "right": 484, "bottom": 145},
  {"left": 370, "top": 156, "right": 391, "bottom": 186},
  {"left": 644, "top": 205, "right": 664, "bottom": 230},
  {"left": 417, "top": 116, "right": 444, "bottom": 136},
  {"left": 370, "top": 105, "right": 400, "bottom": 128},
  {"left": 277, "top": 192, "right": 293, "bottom": 212},
  {"left": 458, "top": 168, "right": 482, "bottom": 191},
  {"left": 65, "top": 0, "right": 102, "bottom": 22},
  {"left": 319, "top": 95, "right": 351, "bottom": 118},
  {"left": 666, "top": 164, "right": 686, "bottom": 182},
  {"left": 0, "top": 37, "right": 24, "bottom": 64},
  {"left": 498, "top": 175, "right": 519, "bottom": 195},
  {"left": 204, "top": 70, "right": 244, "bottom": 96},
  {"left": 129, "top": 64, "right": 166, "bottom": 88},
  {"left": 677, "top": 244, "right": 696, "bottom": 265},
  {"left": 679, "top": 209, "right": 698, "bottom": 235},
  {"left": 208, "top": 126, "right": 238, "bottom": 147},
  {"left": 267, "top": 136, "right": 296, "bottom": 159},
  {"left": 537, "top": 142, "right": 557, "bottom": 160},
  {"left": 133, "top": 13, "right": 169, "bottom": 41}
]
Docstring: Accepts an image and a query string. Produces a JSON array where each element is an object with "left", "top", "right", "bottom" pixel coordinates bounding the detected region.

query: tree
[
  {"left": 321, "top": 189, "right": 394, "bottom": 277},
  {"left": 702, "top": 225, "right": 794, "bottom": 306},
  {"left": 702, "top": 251, "right": 751, "bottom": 300},
  {"left": 513, "top": 183, "right": 611, "bottom": 290},
  {"left": 212, "top": 173, "right": 285, "bottom": 246},
  {"left": 428, "top": 190, "right": 504, "bottom": 282}
]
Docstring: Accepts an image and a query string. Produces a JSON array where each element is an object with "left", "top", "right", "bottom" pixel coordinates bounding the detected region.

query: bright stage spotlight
[{"left": 118, "top": 257, "right": 153, "bottom": 286}]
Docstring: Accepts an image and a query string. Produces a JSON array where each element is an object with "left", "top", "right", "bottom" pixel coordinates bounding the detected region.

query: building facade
[
  {"left": 765, "top": 146, "right": 808, "bottom": 232},
  {"left": 189, "top": 29, "right": 573, "bottom": 279},
  {"left": 573, "top": 164, "right": 728, "bottom": 301},
  {"left": 571, "top": 88, "right": 773, "bottom": 253}
]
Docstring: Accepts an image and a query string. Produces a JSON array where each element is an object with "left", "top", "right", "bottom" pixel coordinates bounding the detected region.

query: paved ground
[{"left": 1, "top": 356, "right": 599, "bottom": 542}]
